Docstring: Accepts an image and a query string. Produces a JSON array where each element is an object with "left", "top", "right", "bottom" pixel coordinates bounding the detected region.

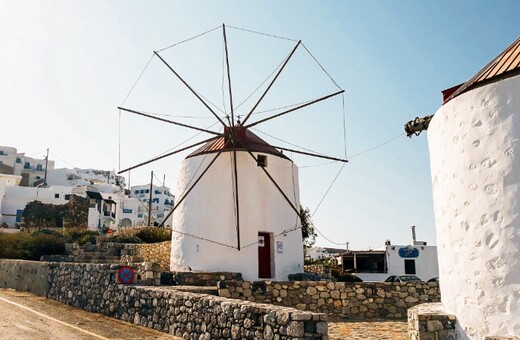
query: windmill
[{"left": 118, "top": 24, "right": 347, "bottom": 280}]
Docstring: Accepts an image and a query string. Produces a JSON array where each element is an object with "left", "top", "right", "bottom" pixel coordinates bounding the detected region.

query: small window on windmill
[{"left": 257, "top": 155, "right": 267, "bottom": 167}]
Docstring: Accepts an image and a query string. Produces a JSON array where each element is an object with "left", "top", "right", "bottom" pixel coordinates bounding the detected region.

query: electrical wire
[
  {"left": 252, "top": 127, "right": 328, "bottom": 156},
  {"left": 301, "top": 43, "right": 342, "bottom": 90},
  {"left": 120, "top": 54, "right": 155, "bottom": 107},
  {"left": 348, "top": 133, "right": 405, "bottom": 159},
  {"left": 49, "top": 151, "right": 78, "bottom": 168},
  {"left": 311, "top": 162, "right": 347, "bottom": 219},
  {"left": 227, "top": 25, "right": 298, "bottom": 42},
  {"left": 157, "top": 25, "right": 221, "bottom": 52}
]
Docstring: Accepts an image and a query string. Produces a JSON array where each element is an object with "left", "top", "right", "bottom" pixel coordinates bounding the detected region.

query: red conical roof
[
  {"left": 444, "top": 37, "right": 520, "bottom": 104},
  {"left": 187, "top": 126, "right": 290, "bottom": 160}
]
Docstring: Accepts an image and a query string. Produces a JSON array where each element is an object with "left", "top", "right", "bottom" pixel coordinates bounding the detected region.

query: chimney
[{"left": 411, "top": 225, "right": 417, "bottom": 243}]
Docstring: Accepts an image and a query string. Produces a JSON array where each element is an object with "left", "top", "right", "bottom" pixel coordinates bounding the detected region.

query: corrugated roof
[
  {"left": 445, "top": 37, "right": 520, "bottom": 103},
  {"left": 187, "top": 126, "right": 290, "bottom": 160}
]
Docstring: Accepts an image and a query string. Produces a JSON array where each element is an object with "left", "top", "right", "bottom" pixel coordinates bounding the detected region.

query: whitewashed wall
[
  {"left": 428, "top": 75, "right": 520, "bottom": 338},
  {"left": 171, "top": 151, "right": 304, "bottom": 281},
  {"left": 1, "top": 186, "right": 73, "bottom": 226}
]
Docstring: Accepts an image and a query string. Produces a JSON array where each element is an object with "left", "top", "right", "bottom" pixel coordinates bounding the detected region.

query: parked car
[
  {"left": 385, "top": 275, "right": 422, "bottom": 283},
  {"left": 427, "top": 277, "right": 439, "bottom": 282}
]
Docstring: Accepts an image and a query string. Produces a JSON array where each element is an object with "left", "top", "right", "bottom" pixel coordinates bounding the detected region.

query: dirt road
[{"left": 0, "top": 289, "right": 177, "bottom": 340}]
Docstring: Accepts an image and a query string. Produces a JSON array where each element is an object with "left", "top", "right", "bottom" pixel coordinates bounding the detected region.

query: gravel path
[
  {"left": 0, "top": 289, "right": 177, "bottom": 340},
  {"left": 329, "top": 317, "right": 409, "bottom": 340}
]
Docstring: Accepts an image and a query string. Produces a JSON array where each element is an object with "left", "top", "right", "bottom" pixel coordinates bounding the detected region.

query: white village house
[
  {"left": 170, "top": 127, "right": 305, "bottom": 281},
  {"left": 0, "top": 146, "right": 169, "bottom": 231},
  {"left": 0, "top": 146, "right": 55, "bottom": 187},
  {"left": 130, "top": 184, "right": 174, "bottom": 227},
  {"left": 337, "top": 234, "right": 438, "bottom": 282}
]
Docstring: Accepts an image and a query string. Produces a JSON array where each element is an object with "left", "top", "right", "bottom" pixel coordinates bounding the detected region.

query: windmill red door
[{"left": 258, "top": 232, "right": 272, "bottom": 278}]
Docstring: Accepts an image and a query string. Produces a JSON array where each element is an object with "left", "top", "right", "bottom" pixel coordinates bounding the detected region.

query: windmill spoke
[
  {"left": 222, "top": 24, "right": 235, "bottom": 127},
  {"left": 245, "top": 150, "right": 301, "bottom": 218},
  {"left": 118, "top": 136, "right": 220, "bottom": 174},
  {"left": 159, "top": 151, "right": 223, "bottom": 227},
  {"left": 154, "top": 51, "right": 228, "bottom": 128},
  {"left": 241, "top": 40, "right": 301, "bottom": 126},
  {"left": 232, "top": 146, "right": 241, "bottom": 250},
  {"left": 243, "top": 90, "right": 345, "bottom": 129},
  {"left": 118, "top": 107, "right": 223, "bottom": 136},
  {"left": 248, "top": 142, "right": 348, "bottom": 163}
]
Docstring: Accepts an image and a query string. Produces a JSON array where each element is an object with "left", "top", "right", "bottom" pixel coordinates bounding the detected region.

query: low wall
[
  {"left": 120, "top": 241, "right": 171, "bottom": 270},
  {"left": 0, "top": 259, "right": 328, "bottom": 339},
  {"left": 407, "top": 302, "right": 456, "bottom": 340},
  {"left": 0, "top": 260, "right": 51, "bottom": 296},
  {"left": 219, "top": 280, "right": 441, "bottom": 319}
]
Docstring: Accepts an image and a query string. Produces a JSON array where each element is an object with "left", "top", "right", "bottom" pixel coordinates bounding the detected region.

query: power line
[
  {"left": 348, "top": 133, "right": 405, "bottom": 159},
  {"left": 227, "top": 25, "right": 298, "bottom": 42},
  {"left": 157, "top": 25, "right": 221, "bottom": 52}
]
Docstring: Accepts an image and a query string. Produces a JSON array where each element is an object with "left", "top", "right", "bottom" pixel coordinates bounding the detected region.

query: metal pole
[
  {"left": 148, "top": 171, "right": 153, "bottom": 226},
  {"left": 43, "top": 148, "right": 49, "bottom": 187}
]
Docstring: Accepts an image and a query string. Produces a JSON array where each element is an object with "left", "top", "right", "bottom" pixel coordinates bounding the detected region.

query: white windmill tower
[
  {"left": 407, "top": 37, "right": 520, "bottom": 338},
  {"left": 118, "top": 25, "right": 347, "bottom": 281}
]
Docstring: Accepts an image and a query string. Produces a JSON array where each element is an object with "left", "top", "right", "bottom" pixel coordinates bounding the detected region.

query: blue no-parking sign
[{"left": 117, "top": 266, "right": 135, "bottom": 284}]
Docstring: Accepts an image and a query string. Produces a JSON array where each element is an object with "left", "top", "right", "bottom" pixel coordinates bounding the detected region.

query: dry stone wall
[
  {"left": 120, "top": 241, "right": 171, "bottom": 270},
  {"left": 219, "top": 280, "right": 440, "bottom": 319},
  {"left": 407, "top": 302, "right": 456, "bottom": 340},
  {"left": 0, "top": 260, "right": 328, "bottom": 339}
]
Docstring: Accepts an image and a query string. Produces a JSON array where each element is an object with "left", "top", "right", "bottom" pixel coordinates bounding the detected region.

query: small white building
[
  {"left": 1, "top": 185, "right": 79, "bottom": 226},
  {"left": 46, "top": 168, "right": 126, "bottom": 188},
  {"left": 0, "top": 146, "right": 55, "bottom": 187},
  {"left": 307, "top": 246, "right": 346, "bottom": 261},
  {"left": 171, "top": 127, "right": 304, "bottom": 281},
  {"left": 130, "top": 184, "right": 174, "bottom": 226},
  {"left": 338, "top": 238, "right": 438, "bottom": 282}
]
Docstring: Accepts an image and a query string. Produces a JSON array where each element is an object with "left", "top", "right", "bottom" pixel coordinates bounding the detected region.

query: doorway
[{"left": 258, "top": 232, "right": 272, "bottom": 278}]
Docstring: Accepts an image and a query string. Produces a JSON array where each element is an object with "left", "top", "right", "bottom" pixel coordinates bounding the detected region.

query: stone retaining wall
[
  {"left": 0, "top": 259, "right": 51, "bottom": 296},
  {"left": 219, "top": 280, "right": 440, "bottom": 319},
  {"left": 120, "top": 241, "right": 171, "bottom": 270},
  {"left": 172, "top": 271, "right": 242, "bottom": 286},
  {"left": 0, "top": 259, "right": 328, "bottom": 339},
  {"left": 407, "top": 302, "right": 456, "bottom": 340}
]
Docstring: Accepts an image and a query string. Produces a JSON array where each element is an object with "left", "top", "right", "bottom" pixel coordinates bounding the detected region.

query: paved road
[{"left": 0, "top": 289, "right": 177, "bottom": 340}]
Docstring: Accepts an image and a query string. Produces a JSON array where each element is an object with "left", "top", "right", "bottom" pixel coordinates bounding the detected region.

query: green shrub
[
  {"left": 331, "top": 268, "right": 363, "bottom": 282},
  {"left": 108, "top": 235, "right": 142, "bottom": 244},
  {"left": 0, "top": 231, "right": 66, "bottom": 260},
  {"left": 77, "top": 234, "right": 97, "bottom": 245},
  {"left": 63, "top": 228, "right": 98, "bottom": 243},
  {"left": 135, "top": 227, "right": 171, "bottom": 243}
]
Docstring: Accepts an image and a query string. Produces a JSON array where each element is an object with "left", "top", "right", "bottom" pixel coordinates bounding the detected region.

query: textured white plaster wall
[
  {"left": 171, "top": 151, "right": 304, "bottom": 281},
  {"left": 428, "top": 75, "right": 520, "bottom": 339}
]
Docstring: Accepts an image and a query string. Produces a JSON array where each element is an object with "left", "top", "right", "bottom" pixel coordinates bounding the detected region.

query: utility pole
[
  {"left": 148, "top": 171, "right": 153, "bottom": 226},
  {"left": 43, "top": 148, "right": 49, "bottom": 187}
]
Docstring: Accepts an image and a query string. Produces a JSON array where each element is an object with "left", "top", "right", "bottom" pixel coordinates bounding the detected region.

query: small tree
[{"left": 300, "top": 205, "right": 317, "bottom": 253}]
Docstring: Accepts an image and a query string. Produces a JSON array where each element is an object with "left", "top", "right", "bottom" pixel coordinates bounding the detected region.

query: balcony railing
[{"left": 103, "top": 211, "right": 116, "bottom": 219}]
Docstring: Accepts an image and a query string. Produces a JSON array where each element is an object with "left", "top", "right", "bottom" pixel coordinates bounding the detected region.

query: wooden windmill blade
[{"left": 222, "top": 24, "right": 242, "bottom": 250}]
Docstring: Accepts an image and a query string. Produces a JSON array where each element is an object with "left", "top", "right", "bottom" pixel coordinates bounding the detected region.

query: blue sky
[{"left": 1, "top": 1, "right": 519, "bottom": 249}]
